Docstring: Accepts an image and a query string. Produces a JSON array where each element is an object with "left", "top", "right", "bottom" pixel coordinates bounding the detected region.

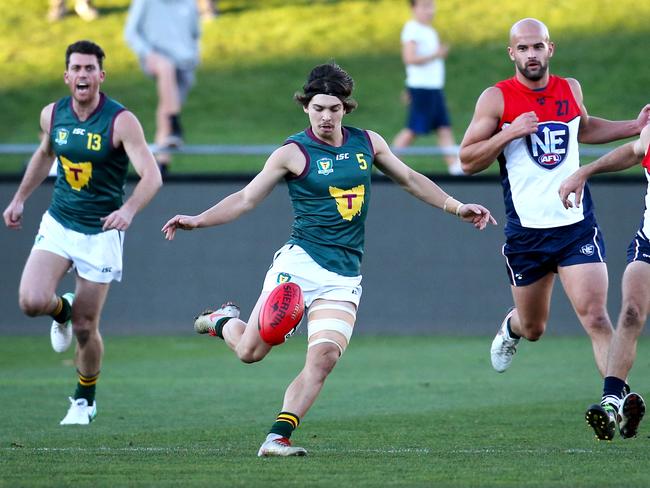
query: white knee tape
[
  {"left": 308, "top": 304, "right": 357, "bottom": 320},
  {"left": 308, "top": 338, "right": 344, "bottom": 356},
  {"left": 307, "top": 318, "right": 353, "bottom": 342}
]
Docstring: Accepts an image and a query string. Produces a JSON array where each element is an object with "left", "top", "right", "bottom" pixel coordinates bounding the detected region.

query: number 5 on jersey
[{"left": 356, "top": 153, "right": 367, "bottom": 170}]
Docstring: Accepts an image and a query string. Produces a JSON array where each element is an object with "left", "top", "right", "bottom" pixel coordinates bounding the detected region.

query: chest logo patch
[
  {"left": 317, "top": 157, "right": 334, "bottom": 175},
  {"left": 329, "top": 184, "right": 365, "bottom": 221},
  {"left": 54, "top": 128, "right": 69, "bottom": 146},
  {"left": 525, "top": 122, "right": 569, "bottom": 170},
  {"left": 60, "top": 155, "right": 92, "bottom": 191}
]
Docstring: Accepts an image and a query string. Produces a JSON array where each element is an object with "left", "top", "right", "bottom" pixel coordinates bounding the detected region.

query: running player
[
  {"left": 458, "top": 18, "right": 650, "bottom": 378},
  {"left": 3, "top": 40, "right": 162, "bottom": 425},
  {"left": 559, "top": 125, "right": 650, "bottom": 440}
]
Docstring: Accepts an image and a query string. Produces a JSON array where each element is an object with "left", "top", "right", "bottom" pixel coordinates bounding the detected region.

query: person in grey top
[{"left": 124, "top": 0, "right": 200, "bottom": 176}]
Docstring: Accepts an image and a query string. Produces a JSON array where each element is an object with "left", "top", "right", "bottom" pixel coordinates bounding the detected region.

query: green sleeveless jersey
[
  {"left": 48, "top": 93, "right": 130, "bottom": 234},
  {"left": 285, "top": 126, "right": 374, "bottom": 276}
]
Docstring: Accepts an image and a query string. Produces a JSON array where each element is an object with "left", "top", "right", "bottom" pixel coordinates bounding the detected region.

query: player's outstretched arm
[
  {"left": 370, "top": 130, "right": 497, "bottom": 230},
  {"left": 3, "top": 104, "right": 56, "bottom": 230},
  {"left": 570, "top": 79, "right": 650, "bottom": 144},
  {"left": 101, "top": 111, "right": 162, "bottom": 231},
  {"left": 559, "top": 125, "right": 650, "bottom": 209},
  {"left": 162, "top": 144, "right": 301, "bottom": 240}
]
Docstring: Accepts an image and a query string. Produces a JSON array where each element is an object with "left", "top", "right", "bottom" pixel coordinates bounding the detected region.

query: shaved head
[
  {"left": 509, "top": 18, "right": 550, "bottom": 45},
  {"left": 506, "top": 18, "right": 554, "bottom": 84}
]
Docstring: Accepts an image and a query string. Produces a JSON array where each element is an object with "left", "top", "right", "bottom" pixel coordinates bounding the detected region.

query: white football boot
[
  {"left": 490, "top": 309, "right": 519, "bottom": 373},
  {"left": 194, "top": 302, "right": 240, "bottom": 336},
  {"left": 619, "top": 392, "right": 646, "bottom": 439},
  {"left": 60, "top": 397, "right": 97, "bottom": 425},
  {"left": 257, "top": 434, "right": 307, "bottom": 457},
  {"left": 50, "top": 292, "right": 75, "bottom": 353}
]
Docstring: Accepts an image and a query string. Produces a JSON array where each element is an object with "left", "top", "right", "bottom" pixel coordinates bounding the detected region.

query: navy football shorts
[
  {"left": 627, "top": 231, "right": 650, "bottom": 265},
  {"left": 502, "top": 220, "right": 606, "bottom": 286}
]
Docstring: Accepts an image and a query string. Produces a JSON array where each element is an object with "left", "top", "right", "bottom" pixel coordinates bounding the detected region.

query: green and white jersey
[
  {"left": 285, "top": 126, "right": 374, "bottom": 276},
  {"left": 48, "top": 93, "right": 130, "bottom": 234}
]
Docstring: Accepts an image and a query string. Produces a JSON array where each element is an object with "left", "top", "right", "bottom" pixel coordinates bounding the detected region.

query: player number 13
[{"left": 87, "top": 133, "right": 101, "bottom": 151}]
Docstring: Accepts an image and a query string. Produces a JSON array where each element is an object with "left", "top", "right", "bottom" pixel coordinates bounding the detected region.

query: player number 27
[
  {"left": 87, "top": 133, "right": 101, "bottom": 151},
  {"left": 356, "top": 153, "right": 368, "bottom": 170}
]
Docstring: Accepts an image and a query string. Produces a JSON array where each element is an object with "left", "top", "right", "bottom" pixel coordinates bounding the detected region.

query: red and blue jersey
[{"left": 495, "top": 75, "right": 595, "bottom": 234}]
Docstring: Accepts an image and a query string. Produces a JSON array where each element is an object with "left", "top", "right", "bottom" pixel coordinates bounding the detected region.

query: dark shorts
[
  {"left": 406, "top": 88, "right": 451, "bottom": 134},
  {"left": 627, "top": 232, "right": 650, "bottom": 264},
  {"left": 502, "top": 220, "right": 606, "bottom": 286}
]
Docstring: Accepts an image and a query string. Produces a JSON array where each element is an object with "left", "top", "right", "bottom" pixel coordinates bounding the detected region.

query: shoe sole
[
  {"left": 620, "top": 393, "right": 646, "bottom": 439},
  {"left": 258, "top": 449, "right": 307, "bottom": 457},
  {"left": 585, "top": 404, "right": 615, "bottom": 441}
]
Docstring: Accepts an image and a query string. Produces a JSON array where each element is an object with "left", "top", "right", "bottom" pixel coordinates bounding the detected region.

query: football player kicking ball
[
  {"left": 162, "top": 63, "right": 496, "bottom": 456},
  {"left": 559, "top": 125, "right": 650, "bottom": 440}
]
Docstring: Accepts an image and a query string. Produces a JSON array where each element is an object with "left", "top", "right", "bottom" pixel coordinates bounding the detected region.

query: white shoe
[
  {"left": 194, "top": 302, "right": 240, "bottom": 336},
  {"left": 619, "top": 392, "right": 646, "bottom": 439},
  {"left": 60, "top": 397, "right": 97, "bottom": 425},
  {"left": 257, "top": 435, "right": 307, "bottom": 457},
  {"left": 50, "top": 292, "right": 75, "bottom": 353},
  {"left": 490, "top": 309, "right": 519, "bottom": 373}
]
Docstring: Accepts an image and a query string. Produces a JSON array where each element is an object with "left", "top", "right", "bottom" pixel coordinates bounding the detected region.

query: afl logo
[{"left": 525, "top": 122, "right": 569, "bottom": 170}]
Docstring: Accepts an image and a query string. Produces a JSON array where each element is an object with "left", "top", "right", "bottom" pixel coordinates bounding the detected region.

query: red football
[{"left": 259, "top": 282, "right": 305, "bottom": 346}]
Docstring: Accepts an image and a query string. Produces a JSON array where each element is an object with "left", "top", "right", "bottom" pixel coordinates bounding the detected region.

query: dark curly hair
[
  {"left": 294, "top": 63, "right": 357, "bottom": 113},
  {"left": 65, "top": 40, "right": 106, "bottom": 70}
]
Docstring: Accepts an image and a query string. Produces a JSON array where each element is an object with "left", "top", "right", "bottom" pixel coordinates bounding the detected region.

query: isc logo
[{"left": 525, "top": 122, "right": 568, "bottom": 170}]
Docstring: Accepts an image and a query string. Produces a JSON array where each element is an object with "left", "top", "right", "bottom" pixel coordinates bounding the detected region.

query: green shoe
[{"left": 585, "top": 403, "right": 617, "bottom": 441}]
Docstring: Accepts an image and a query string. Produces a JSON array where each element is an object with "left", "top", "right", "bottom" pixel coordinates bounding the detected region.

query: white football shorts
[
  {"left": 262, "top": 244, "right": 362, "bottom": 308},
  {"left": 32, "top": 211, "right": 124, "bottom": 283}
]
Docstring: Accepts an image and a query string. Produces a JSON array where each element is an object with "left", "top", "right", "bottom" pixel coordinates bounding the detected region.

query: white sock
[{"left": 601, "top": 395, "right": 621, "bottom": 410}]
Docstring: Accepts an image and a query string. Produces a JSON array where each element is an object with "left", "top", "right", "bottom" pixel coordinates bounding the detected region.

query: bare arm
[
  {"left": 101, "top": 111, "right": 162, "bottom": 231},
  {"left": 161, "top": 143, "right": 304, "bottom": 239},
  {"left": 402, "top": 40, "right": 449, "bottom": 65},
  {"left": 568, "top": 78, "right": 650, "bottom": 144},
  {"left": 3, "top": 104, "right": 56, "bottom": 229},
  {"left": 459, "top": 87, "right": 539, "bottom": 174},
  {"left": 559, "top": 125, "right": 650, "bottom": 209},
  {"left": 370, "top": 131, "right": 496, "bottom": 229}
]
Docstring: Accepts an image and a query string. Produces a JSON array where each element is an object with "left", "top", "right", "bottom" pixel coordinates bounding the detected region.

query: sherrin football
[{"left": 258, "top": 282, "right": 305, "bottom": 345}]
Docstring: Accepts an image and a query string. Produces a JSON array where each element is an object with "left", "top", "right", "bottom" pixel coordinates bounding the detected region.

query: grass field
[
  {"left": 2, "top": 335, "right": 649, "bottom": 487},
  {"left": 1, "top": 0, "right": 649, "bottom": 174}
]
